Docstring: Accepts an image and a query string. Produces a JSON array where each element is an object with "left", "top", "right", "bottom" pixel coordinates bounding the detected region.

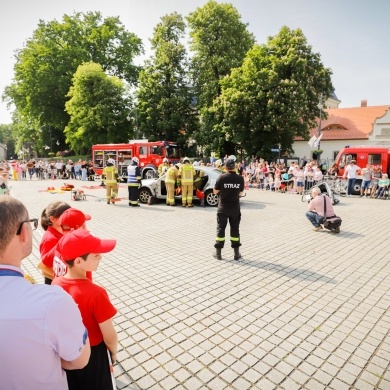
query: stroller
[{"left": 302, "top": 181, "right": 340, "bottom": 205}]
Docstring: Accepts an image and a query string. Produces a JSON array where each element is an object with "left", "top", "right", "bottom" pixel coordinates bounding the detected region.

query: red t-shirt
[
  {"left": 40, "top": 226, "right": 63, "bottom": 268},
  {"left": 52, "top": 277, "right": 117, "bottom": 346}
]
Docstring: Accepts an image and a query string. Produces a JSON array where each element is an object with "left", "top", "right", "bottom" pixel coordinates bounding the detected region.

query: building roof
[{"left": 300, "top": 105, "right": 390, "bottom": 141}]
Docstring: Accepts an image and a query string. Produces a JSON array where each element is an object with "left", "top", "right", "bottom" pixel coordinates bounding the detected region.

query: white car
[{"left": 138, "top": 165, "right": 222, "bottom": 206}]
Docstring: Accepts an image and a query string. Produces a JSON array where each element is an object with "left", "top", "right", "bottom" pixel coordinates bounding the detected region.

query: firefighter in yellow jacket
[
  {"left": 102, "top": 158, "right": 119, "bottom": 204},
  {"left": 158, "top": 158, "right": 170, "bottom": 177},
  {"left": 178, "top": 157, "right": 195, "bottom": 207},
  {"left": 165, "top": 164, "right": 179, "bottom": 206}
]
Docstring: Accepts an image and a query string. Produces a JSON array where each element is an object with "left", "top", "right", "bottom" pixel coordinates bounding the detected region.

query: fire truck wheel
[
  {"left": 139, "top": 188, "right": 152, "bottom": 204},
  {"left": 204, "top": 190, "right": 219, "bottom": 207},
  {"left": 353, "top": 182, "right": 362, "bottom": 195}
]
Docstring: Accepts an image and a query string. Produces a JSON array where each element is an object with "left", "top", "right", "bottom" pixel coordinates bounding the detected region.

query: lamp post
[
  {"left": 126, "top": 108, "right": 139, "bottom": 140},
  {"left": 316, "top": 96, "right": 323, "bottom": 164}
]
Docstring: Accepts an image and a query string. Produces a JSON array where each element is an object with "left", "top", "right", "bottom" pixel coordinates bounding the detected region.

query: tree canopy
[
  {"left": 3, "top": 11, "right": 142, "bottom": 152},
  {"left": 186, "top": 0, "right": 255, "bottom": 155},
  {"left": 2, "top": 5, "right": 336, "bottom": 161},
  {"left": 136, "top": 12, "right": 196, "bottom": 147},
  {"left": 64, "top": 62, "right": 132, "bottom": 154},
  {"left": 213, "top": 26, "right": 333, "bottom": 159}
]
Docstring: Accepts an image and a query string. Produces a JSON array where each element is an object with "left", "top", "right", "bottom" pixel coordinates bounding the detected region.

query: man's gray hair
[{"left": 312, "top": 187, "right": 321, "bottom": 195}]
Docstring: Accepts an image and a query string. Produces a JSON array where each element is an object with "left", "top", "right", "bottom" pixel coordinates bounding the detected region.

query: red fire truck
[
  {"left": 334, "top": 145, "right": 390, "bottom": 192},
  {"left": 92, "top": 140, "right": 180, "bottom": 180}
]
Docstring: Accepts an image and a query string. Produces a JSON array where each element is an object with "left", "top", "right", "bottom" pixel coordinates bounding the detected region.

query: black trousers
[
  {"left": 66, "top": 341, "right": 113, "bottom": 390},
  {"left": 128, "top": 185, "right": 139, "bottom": 205},
  {"left": 215, "top": 207, "right": 241, "bottom": 248}
]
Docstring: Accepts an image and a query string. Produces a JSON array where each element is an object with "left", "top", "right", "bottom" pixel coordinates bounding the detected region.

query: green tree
[
  {"left": 0, "top": 124, "right": 16, "bottom": 159},
  {"left": 213, "top": 26, "right": 333, "bottom": 159},
  {"left": 64, "top": 62, "right": 132, "bottom": 154},
  {"left": 136, "top": 12, "right": 196, "bottom": 146},
  {"left": 3, "top": 11, "right": 142, "bottom": 149},
  {"left": 186, "top": 0, "right": 254, "bottom": 154}
]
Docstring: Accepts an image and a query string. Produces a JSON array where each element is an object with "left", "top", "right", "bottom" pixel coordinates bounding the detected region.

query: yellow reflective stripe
[
  {"left": 216, "top": 237, "right": 225, "bottom": 241},
  {"left": 230, "top": 237, "right": 240, "bottom": 241}
]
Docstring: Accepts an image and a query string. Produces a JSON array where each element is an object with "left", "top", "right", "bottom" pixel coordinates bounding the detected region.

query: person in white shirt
[
  {"left": 314, "top": 167, "right": 323, "bottom": 184},
  {"left": 55, "top": 161, "right": 64, "bottom": 179},
  {"left": 0, "top": 197, "right": 91, "bottom": 389},
  {"left": 343, "top": 160, "right": 361, "bottom": 197}
]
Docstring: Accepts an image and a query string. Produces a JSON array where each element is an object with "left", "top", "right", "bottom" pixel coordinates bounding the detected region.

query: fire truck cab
[
  {"left": 92, "top": 140, "right": 180, "bottom": 181},
  {"left": 334, "top": 145, "right": 390, "bottom": 193}
]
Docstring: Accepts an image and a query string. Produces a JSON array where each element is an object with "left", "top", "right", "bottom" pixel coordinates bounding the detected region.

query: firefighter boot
[
  {"left": 233, "top": 247, "right": 242, "bottom": 261},
  {"left": 213, "top": 248, "right": 222, "bottom": 260}
]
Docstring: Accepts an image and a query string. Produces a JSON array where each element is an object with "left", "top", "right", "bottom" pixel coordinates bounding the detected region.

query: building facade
[{"left": 293, "top": 101, "right": 390, "bottom": 164}]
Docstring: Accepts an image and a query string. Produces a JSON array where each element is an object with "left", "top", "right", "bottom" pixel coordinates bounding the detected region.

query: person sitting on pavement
[{"left": 305, "top": 186, "right": 336, "bottom": 231}]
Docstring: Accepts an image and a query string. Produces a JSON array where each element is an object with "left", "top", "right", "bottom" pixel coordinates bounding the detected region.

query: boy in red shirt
[{"left": 52, "top": 230, "right": 117, "bottom": 390}]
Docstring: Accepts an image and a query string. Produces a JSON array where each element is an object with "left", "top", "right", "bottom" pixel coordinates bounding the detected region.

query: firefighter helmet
[
  {"left": 132, "top": 157, "right": 139, "bottom": 164},
  {"left": 183, "top": 157, "right": 190, "bottom": 163},
  {"left": 107, "top": 158, "right": 115, "bottom": 166},
  {"left": 215, "top": 159, "right": 222, "bottom": 167},
  {"left": 228, "top": 155, "right": 237, "bottom": 162},
  {"left": 163, "top": 158, "right": 168, "bottom": 163}
]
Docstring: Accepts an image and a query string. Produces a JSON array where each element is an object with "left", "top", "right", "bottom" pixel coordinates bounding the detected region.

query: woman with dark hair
[{"left": 37, "top": 201, "right": 71, "bottom": 284}]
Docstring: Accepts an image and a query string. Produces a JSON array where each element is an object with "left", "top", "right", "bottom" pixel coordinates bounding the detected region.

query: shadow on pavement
[
  {"left": 240, "top": 200, "right": 267, "bottom": 210},
  {"left": 229, "top": 259, "right": 337, "bottom": 284},
  {"left": 331, "top": 231, "right": 364, "bottom": 238}
]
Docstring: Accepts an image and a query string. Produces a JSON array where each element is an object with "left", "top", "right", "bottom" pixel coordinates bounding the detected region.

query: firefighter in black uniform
[{"left": 213, "top": 158, "right": 245, "bottom": 260}]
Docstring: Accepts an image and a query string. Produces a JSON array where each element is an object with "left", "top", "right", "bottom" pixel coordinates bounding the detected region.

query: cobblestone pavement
[{"left": 10, "top": 178, "right": 390, "bottom": 390}]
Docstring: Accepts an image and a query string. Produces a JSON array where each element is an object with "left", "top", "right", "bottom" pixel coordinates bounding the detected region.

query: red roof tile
[{"left": 297, "top": 105, "right": 390, "bottom": 141}]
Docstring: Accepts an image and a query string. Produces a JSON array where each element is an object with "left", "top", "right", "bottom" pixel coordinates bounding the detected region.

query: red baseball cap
[
  {"left": 56, "top": 229, "right": 116, "bottom": 262},
  {"left": 59, "top": 208, "right": 91, "bottom": 230}
]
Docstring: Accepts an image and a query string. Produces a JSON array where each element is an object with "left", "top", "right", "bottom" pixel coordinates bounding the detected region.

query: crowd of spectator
[
  {"left": 228, "top": 158, "right": 329, "bottom": 194},
  {"left": 205, "top": 156, "right": 389, "bottom": 198},
  {"left": 0, "top": 159, "right": 96, "bottom": 181}
]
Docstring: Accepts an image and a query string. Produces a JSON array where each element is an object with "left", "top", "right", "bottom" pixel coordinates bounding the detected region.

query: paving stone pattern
[{"left": 12, "top": 179, "right": 390, "bottom": 390}]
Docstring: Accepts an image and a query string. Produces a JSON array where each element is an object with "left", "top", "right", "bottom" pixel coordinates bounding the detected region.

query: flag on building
[
  {"left": 308, "top": 135, "right": 317, "bottom": 148},
  {"left": 313, "top": 133, "right": 323, "bottom": 148}
]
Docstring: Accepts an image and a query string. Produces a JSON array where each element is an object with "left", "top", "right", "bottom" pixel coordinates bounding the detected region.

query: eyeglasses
[{"left": 16, "top": 218, "right": 38, "bottom": 235}]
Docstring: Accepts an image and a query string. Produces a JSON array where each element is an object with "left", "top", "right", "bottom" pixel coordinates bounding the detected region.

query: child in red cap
[
  {"left": 39, "top": 205, "right": 92, "bottom": 283},
  {"left": 52, "top": 229, "right": 117, "bottom": 390},
  {"left": 59, "top": 207, "right": 91, "bottom": 232}
]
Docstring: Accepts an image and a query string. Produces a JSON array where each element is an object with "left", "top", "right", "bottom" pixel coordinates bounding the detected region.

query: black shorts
[{"left": 66, "top": 341, "right": 113, "bottom": 390}]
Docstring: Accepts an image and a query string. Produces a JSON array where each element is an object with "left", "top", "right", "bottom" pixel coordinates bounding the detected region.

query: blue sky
[{"left": 1, "top": 0, "right": 389, "bottom": 124}]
